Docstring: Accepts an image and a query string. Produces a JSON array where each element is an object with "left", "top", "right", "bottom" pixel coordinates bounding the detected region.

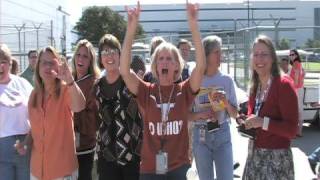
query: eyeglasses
[
  {"left": 30, "top": 55, "right": 38, "bottom": 59},
  {"left": 101, "top": 49, "right": 119, "bottom": 57},
  {"left": 252, "top": 53, "right": 270, "bottom": 59}
]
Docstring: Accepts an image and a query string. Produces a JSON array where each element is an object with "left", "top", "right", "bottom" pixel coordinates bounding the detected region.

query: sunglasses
[{"left": 289, "top": 54, "right": 296, "bottom": 56}]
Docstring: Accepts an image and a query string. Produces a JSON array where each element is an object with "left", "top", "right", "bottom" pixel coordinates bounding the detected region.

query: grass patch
[{"left": 302, "top": 62, "right": 320, "bottom": 72}]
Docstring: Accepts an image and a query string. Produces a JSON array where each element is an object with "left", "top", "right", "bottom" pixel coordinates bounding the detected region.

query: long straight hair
[
  {"left": 31, "top": 46, "right": 62, "bottom": 108},
  {"left": 250, "top": 35, "right": 281, "bottom": 96},
  {"left": 71, "top": 39, "right": 100, "bottom": 80}
]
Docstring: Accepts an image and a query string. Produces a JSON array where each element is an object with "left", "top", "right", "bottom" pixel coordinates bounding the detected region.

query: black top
[{"left": 94, "top": 76, "right": 143, "bottom": 165}]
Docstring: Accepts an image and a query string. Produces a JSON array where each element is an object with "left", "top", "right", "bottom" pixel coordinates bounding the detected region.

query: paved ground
[
  {"left": 233, "top": 121, "right": 318, "bottom": 180},
  {"left": 187, "top": 121, "right": 319, "bottom": 180}
]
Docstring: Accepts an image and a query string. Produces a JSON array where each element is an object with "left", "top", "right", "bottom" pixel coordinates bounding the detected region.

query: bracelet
[
  {"left": 262, "top": 116, "right": 270, "bottom": 131},
  {"left": 67, "top": 80, "right": 75, "bottom": 86}
]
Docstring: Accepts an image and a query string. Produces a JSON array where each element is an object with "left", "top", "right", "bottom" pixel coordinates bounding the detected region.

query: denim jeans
[
  {"left": 140, "top": 164, "right": 190, "bottom": 180},
  {"left": 0, "top": 135, "right": 30, "bottom": 180},
  {"left": 309, "top": 146, "right": 320, "bottom": 164},
  {"left": 192, "top": 122, "right": 233, "bottom": 180}
]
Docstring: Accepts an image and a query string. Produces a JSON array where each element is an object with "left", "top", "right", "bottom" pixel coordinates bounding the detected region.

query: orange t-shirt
[
  {"left": 29, "top": 85, "right": 78, "bottom": 180},
  {"left": 136, "top": 79, "right": 196, "bottom": 173}
]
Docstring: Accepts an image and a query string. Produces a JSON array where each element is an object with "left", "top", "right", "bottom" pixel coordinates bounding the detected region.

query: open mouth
[
  {"left": 256, "top": 64, "right": 265, "bottom": 68},
  {"left": 77, "top": 63, "right": 84, "bottom": 67},
  {"left": 107, "top": 60, "right": 114, "bottom": 64},
  {"left": 161, "top": 69, "right": 168, "bottom": 75}
]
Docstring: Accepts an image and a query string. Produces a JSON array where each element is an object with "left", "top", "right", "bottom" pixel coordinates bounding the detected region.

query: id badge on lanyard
[
  {"left": 156, "top": 150, "right": 168, "bottom": 174},
  {"left": 156, "top": 84, "right": 175, "bottom": 174}
]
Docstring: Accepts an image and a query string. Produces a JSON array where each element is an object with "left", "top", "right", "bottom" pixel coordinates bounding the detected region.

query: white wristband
[{"left": 262, "top": 116, "right": 270, "bottom": 131}]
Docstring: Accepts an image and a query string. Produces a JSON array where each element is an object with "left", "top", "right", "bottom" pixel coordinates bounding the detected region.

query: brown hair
[
  {"left": 97, "top": 34, "right": 121, "bottom": 69},
  {"left": 290, "top": 49, "right": 302, "bottom": 63},
  {"left": 31, "top": 46, "right": 62, "bottom": 108},
  {"left": 28, "top": 50, "right": 38, "bottom": 58},
  {"left": 177, "top": 39, "right": 192, "bottom": 49},
  {"left": 71, "top": 39, "right": 100, "bottom": 80},
  {"left": 10, "top": 57, "right": 19, "bottom": 74},
  {"left": 150, "top": 36, "right": 166, "bottom": 56},
  {"left": 131, "top": 55, "right": 146, "bottom": 74},
  {"left": 250, "top": 35, "right": 280, "bottom": 96}
]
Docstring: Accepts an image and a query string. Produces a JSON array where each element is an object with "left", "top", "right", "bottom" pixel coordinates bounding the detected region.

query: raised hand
[
  {"left": 125, "top": 1, "right": 140, "bottom": 30},
  {"left": 186, "top": 0, "right": 199, "bottom": 24},
  {"left": 185, "top": 0, "right": 205, "bottom": 93},
  {"left": 52, "top": 56, "right": 74, "bottom": 85}
]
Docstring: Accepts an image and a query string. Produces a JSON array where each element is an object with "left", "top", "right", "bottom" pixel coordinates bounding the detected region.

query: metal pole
[
  {"left": 227, "top": 35, "right": 230, "bottom": 74},
  {"left": 57, "top": 6, "right": 70, "bottom": 56},
  {"left": 14, "top": 23, "right": 25, "bottom": 61},
  {"left": 62, "top": 15, "right": 66, "bottom": 56},
  {"left": 23, "top": 26, "right": 26, "bottom": 65},
  {"left": 50, "top": 20, "right": 53, "bottom": 46},
  {"left": 247, "top": 0, "right": 250, "bottom": 28},
  {"left": 33, "top": 23, "right": 42, "bottom": 50},
  {"left": 233, "top": 19, "right": 237, "bottom": 83},
  {"left": 36, "top": 29, "right": 39, "bottom": 49}
]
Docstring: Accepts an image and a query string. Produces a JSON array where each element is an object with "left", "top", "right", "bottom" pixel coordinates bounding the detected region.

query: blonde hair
[
  {"left": 31, "top": 46, "right": 62, "bottom": 108},
  {"left": 71, "top": 39, "right": 100, "bottom": 80},
  {"left": 0, "top": 44, "right": 12, "bottom": 63},
  {"left": 150, "top": 42, "right": 184, "bottom": 82},
  {"left": 250, "top": 35, "right": 280, "bottom": 96}
]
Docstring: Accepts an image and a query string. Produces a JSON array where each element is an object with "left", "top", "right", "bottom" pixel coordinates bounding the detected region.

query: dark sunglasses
[{"left": 289, "top": 54, "right": 296, "bottom": 56}]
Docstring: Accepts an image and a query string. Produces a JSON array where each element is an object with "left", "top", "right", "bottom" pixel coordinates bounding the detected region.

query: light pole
[
  {"left": 57, "top": 6, "right": 70, "bottom": 57},
  {"left": 245, "top": 0, "right": 250, "bottom": 28}
]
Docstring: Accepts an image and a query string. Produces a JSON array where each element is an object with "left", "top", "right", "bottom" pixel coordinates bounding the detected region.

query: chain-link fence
[
  {"left": 1, "top": 23, "right": 54, "bottom": 73},
  {"left": 133, "top": 25, "right": 320, "bottom": 90}
]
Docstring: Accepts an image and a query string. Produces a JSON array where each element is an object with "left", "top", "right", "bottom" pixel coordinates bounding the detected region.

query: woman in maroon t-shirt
[{"left": 119, "top": 1, "right": 207, "bottom": 179}]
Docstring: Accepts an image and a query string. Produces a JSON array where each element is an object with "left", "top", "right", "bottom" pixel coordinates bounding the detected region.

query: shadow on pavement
[{"left": 292, "top": 123, "right": 319, "bottom": 155}]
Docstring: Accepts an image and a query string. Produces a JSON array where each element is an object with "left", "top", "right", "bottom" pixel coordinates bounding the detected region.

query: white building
[{"left": 111, "top": 0, "right": 320, "bottom": 48}]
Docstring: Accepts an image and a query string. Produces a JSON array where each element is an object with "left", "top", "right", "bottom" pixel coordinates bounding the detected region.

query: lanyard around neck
[
  {"left": 158, "top": 84, "right": 175, "bottom": 150},
  {"left": 254, "top": 77, "right": 272, "bottom": 116},
  {"left": 158, "top": 84, "right": 175, "bottom": 123}
]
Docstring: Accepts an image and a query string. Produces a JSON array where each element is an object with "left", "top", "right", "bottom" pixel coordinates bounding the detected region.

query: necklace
[{"left": 158, "top": 84, "right": 175, "bottom": 123}]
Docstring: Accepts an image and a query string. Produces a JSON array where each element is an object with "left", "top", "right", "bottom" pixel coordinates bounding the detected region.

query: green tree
[
  {"left": 74, "top": 6, "right": 144, "bottom": 45},
  {"left": 278, "top": 38, "right": 290, "bottom": 50},
  {"left": 304, "top": 39, "right": 320, "bottom": 53}
]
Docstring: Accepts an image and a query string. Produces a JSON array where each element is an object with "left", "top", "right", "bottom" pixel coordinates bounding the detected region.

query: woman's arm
[
  {"left": 119, "top": 2, "right": 141, "bottom": 95},
  {"left": 188, "top": 110, "right": 216, "bottom": 121},
  {"left": 55, "top": 57, "right": 86, "bottom": 112},
  {"left": 187, "top": 2, "right": 206, "bottom": 93},
  {"left": 68, "top": 82, "right": 86, "bottom": 112}
]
